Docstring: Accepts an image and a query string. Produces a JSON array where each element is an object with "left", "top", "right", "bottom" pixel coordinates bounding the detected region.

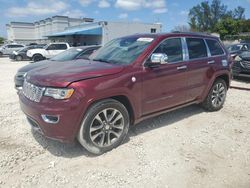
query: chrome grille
[
  {"left": 22, "top": 80, "right": 45, "bottom": 102},
  {"left": 241, "top": 61, "right": 250, "bottom": 69}
]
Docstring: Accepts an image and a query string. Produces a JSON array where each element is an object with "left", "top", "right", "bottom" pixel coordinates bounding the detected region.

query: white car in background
[
  {"left": 0, "top": 44, "right": 25, "bottom": 56},
  {"left": 26, "top": 43, "right": 71, "bottom": 62}
]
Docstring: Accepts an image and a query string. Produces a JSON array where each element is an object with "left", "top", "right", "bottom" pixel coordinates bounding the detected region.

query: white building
[
  {"left": 6, "top": 16, "right": 162, "bottom": 45},
  {"left": 47, "top": 21, "right": 162, "bottom": 46},
  {"left": 6, "top": 16, "right": 94, "bottom": 44}
]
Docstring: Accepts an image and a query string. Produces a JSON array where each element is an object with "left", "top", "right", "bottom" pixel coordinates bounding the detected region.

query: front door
[{"left": 142, "top": 37, "right": 189, "bottom": 115}]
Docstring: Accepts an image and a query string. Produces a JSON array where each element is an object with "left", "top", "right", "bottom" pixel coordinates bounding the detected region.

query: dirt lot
[{"left": 0, "top": 57, "right": 250, "bottom": 188}]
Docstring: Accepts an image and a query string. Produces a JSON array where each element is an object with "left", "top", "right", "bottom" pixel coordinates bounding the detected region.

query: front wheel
[
  {"left": 15, "top": 55, "right": 23, "bottom": 61},
  {"left": 32, "top": 54, "right": 44, "bottom": 62},
  {"left": 77, "top": 99, "right": 130, "bottom": 155},
  {"left": 202, "top": 78, "right": 227, "bottom": 111}
]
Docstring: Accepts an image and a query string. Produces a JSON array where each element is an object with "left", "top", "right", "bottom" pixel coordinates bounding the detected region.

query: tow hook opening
[{"left": 41, "top": 114, "right": 60, "bottom": 124}]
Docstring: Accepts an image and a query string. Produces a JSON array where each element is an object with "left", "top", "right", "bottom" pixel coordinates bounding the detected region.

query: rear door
[
  {"left": 142, "top": 37, "right": 189, "bottom": 115},
  {"left": 205, "top": 38, "right": 227, "bottom": 71},
  {"left": 53, "top": 44, "right": 68, "bottom": 56},
  {"left": 185, "top": 37, "right": 211, "bottom": 101}
]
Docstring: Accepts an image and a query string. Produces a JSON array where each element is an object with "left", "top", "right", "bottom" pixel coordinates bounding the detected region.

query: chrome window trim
[
  {"left": 181, "top": 37, "right": 189, "bottom": 61},
  {"left": 204, "top": 39, "right": 211, "bottom": 57}
]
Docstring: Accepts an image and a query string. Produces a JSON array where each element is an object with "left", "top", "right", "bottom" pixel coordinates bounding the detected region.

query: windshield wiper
[{"left": 93, "top": 58, "right": 110, "bottom": 63}]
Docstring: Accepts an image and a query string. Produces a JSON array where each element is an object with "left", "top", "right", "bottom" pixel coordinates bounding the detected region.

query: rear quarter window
[
  {"left": 206, "top": 39, "right": 224, "bottom": 56},
  {"left": 186, "top": 38, "right": 207, "bottom": 59},
  {"left": 56, "top": 44, "right": 67, "bottom": 50}
]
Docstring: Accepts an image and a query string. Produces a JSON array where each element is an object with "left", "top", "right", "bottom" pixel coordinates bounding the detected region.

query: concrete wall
[{"left": 102, "top": 22, "right": 162, "bottom": 44}]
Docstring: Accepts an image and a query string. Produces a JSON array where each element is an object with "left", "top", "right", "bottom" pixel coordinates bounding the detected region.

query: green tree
[
  {"left": 0, "top": 37, "right": 5, "bottom": 44},
  {"left": 233, "top": 6, "right": 245, "bottom": 20},
  {"left": 188, "top": 0, "right": 245, "bottom": 33},
  {"left": 215, "top": 18, "right": 241, "bottom": 39}
]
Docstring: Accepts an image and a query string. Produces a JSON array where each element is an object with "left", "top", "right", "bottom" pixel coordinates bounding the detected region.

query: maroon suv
[{"left": 19, "top": 32, "right": 232, "bottom": 154}]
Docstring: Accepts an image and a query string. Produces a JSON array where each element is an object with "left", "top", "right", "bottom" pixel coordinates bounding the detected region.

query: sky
[{"left": 0, "top": 0, "right": 250, "bottom": 37}]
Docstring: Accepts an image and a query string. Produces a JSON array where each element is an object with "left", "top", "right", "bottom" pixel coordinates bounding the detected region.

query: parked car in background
[
  {"left": 232, "top": 51, "right": 250, "bottom": 77},
  {"left": 9, "top": 44, "right": 46, "bottom": 61},
  {"left": 227, "top": 43, "right": 250, "bottom": 58},
  {"left": 26, "top": 43, "right": 71, "bottom": 62},
  {"left": 18, "top": 33, "right": 232, "bottom": 155},
  {"left": 14, "top": 45, "right": 101, "bottom": 89},
  {"left": 0, "top": 44, "right": 25, "bottom": 56}
]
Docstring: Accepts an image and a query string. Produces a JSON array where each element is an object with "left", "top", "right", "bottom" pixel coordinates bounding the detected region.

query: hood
[
  {"left": 27, "top": 48, "right": 45, "bottom": 55},
  {"left": 239, "top": 52, "right": 250, "bottom": 61},
  {"left": 18, "top": 60, "right": 51, "bottom": 73},
  {"left": 26, "top": 59, "right": 125, "bottom": 87}
]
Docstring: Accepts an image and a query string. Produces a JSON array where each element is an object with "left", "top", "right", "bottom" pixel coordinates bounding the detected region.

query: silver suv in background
[{"left": 0, "top": 44, "right": 25, "bottom": 56}]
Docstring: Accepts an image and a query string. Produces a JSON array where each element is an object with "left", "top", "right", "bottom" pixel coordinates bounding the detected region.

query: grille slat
[
  {"left": 241, "top": 61, "right": 250, "bottom": 69},
  {"left": 23, "top": 80, "right": 45, "bottom": 102}
]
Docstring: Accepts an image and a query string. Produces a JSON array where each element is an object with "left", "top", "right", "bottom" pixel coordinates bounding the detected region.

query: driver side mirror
[{"left": 146, "top": 53, "right": 168, "bottom": 68}]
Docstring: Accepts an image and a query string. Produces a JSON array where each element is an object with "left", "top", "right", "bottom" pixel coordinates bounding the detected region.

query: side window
[
  {"left": 47, "top": 44, "right": 56, "bottom": 50},
  {"left": 186, "top": 38, "right": 207, "bottom": 59},
  {"left": 242, "top": 44, "right": 248, "bottom": 51},
  {"left": 153, "top": 38, "right": 183, "bottom": 63},
  {"left": 78, "top": 49, "right": 95, "bottom": 59},
  {"left": 8, "top": 45, "right": 15, "bottom": 48},
  {"left": 56, "top": 44, "right": 67, "bottom": 50},
  {"left": 205, "top": 39, "right": 224, "bottom": 56}
]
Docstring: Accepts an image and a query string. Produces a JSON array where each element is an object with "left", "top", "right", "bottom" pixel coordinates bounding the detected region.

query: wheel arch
[
  {"left": 32, "top": 53, "right": 44, "bottom": 59},
  {"left": 84, "top": 95, "right": 135, "bottom": 125},
  {"left": 216, "top": 74, "right": 230, "bottom": 89}
]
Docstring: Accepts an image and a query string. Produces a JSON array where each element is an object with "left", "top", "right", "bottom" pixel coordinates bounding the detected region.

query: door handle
[
  {"left": 177, "top": 65, "right": 187, "bottom": 70},
  {"left": 208, "top": 60, "right": 215, "bottom": 64}
]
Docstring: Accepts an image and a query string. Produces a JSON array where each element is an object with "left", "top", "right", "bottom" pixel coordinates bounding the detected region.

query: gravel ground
[{"left": 0, "top": 57, "right": 250, "bottom": 188}]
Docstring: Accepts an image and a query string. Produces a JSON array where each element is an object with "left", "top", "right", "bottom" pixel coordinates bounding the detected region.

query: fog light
[{"left": 41, "top": 114, "right": 59, "bottom": 124}]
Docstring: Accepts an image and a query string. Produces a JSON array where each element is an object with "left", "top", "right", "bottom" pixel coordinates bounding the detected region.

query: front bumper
[
  {"left": 18, "top": 91, "right": 85, "bottom": 143},
  {"left": 9, "top": 54, "right": 16, "bottom": 60},
  {"left": 232, "top": 61, "right": 250, "bottom": 77}
]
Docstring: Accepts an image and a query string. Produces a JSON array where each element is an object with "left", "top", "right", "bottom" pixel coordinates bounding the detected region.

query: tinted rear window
[
  {"left": 206, "top": 39, "right": 224, "bottom": 56},
  {"left": 186, "top": 38, "right": 207, "bottom": 59},
  {"left": 56, "top": 44, "right": 67, "bottom": 50}
]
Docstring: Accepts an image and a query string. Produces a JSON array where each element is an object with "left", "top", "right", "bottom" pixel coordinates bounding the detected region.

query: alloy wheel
[
  {"left": 211, "top": 82, "right": 226, "bottom": 108},
  {"left": 89, "top": 108, "right": 124, "bottom": 147}
]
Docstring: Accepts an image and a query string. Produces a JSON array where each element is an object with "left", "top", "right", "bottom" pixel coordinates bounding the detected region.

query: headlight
[
  {"left": 234, "top": 56, "right": 242, "bottom": 61},
  {"left": 44, "top": 88, "right": 74, "bottom": 99}
]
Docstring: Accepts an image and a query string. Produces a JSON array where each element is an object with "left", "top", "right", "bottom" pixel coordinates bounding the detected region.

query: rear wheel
[
  {"left": 202, "top": 78, "right": 227, "bottom": 111},
  {"left": 15, "top": 55, "right": 23, "bottom": 61},
  {"left": 77, "top": 99, "right": 130, "bottom": 155},
  {"left": 0, "top": 52, "right": 3, "bottom": 56},
  {"left": 32, "top": 54, "right": 44, "bottom": 62}
]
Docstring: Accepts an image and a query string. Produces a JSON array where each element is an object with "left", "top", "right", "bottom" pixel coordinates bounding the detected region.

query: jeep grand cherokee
[{"left": 18, "top": 32, "right": 232, "bottom": 155}]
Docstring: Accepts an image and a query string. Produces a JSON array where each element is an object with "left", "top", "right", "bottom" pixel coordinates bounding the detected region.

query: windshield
[
  {"left": 50, "top": 48, "right": 83, "bottom": 61},
  {"left": 18, "top": 46, "right": 30, "bottom": 52},
  {"left": 90, "top": 36, "right": 155, "bottom": 65},
  {"left": 228, "top": 45, "right": 242, "bottom": 52}
]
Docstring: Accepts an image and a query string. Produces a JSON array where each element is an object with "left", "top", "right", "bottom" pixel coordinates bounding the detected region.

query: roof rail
[{"left": 172, "top": 31, "right": 212, "bottom": 36}]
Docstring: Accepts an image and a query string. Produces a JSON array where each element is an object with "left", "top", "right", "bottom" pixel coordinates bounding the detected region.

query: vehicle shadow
[
  {"left": 129, "top": 104, "right": 204, "bottom": 137},
  {"left": 233, "top": 76, "right": 250, "bottom": 83},
  {"left": 32, "top": 104, "right": 204, "bottom": 158}
]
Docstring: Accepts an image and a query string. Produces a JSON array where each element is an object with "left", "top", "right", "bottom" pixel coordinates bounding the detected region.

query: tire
[
  {"left": 77, "top": 99, "right": 130, "bottom": 155},
  {"left": 32, "top": 54, "right": 44, "bottom": 62},
  {"left": 0, "top": 52, "right": 3, "bottom": 57},
  {"left": 15, "top": 55, "right": 23, "bottom": 61},
  {"left": 202, "top": 78, "right": 227, "bottom": 112}
]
